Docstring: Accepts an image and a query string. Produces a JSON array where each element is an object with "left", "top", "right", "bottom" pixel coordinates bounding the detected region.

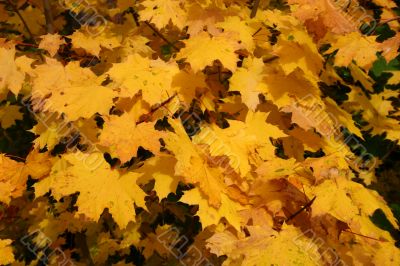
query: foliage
[{"left": 0, "top": 0, "right": 400, "bottom": 265}]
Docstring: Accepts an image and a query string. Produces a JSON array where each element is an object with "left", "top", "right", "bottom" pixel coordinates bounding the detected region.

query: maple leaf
[
  {"left": 379, "top": 32, "right": 400, "bottom": 62},
  {"left": 38, "top": 33, "right": 65, "bottom": 57},
  {"left": 8, "top": 5, "right": 45, "bottom": 35},
  {"left": 137, "top": 155, "right": 182, "bottom": 199},
  {"left": 229, "top": 57, "right": 267, "bottom": 110},
  {"left": 0, "top": 47, "right": 34, "bottom": 95},
  {"left": 34, "top": 152, "right": 147, "bottom": 228},
  {"left": 139, "top": 0, "right": 187, "bottom": 30},
  {"left": 99, "top": 113, "right": 166, "bottom": 163},
  {"left": 1, "top": 0, "right": 400, "bottom": 264},
  {"left": 164, "top": 119, "right": 226, "bottom": 207},
  {"left": 0, "top": 104, "right": 23, "bottom": 128},
  {"left": 343, "top": 85, "right": 399, "bottom": 141},
  {"left": 180, "top": 187, "right": 244, "bottom": 231},
  {"left": 69, "top": 30, "right": 121, "bottom": 57},
  {"left": 171, "top": 69, "right": 208, "bottom": 105},
  {"left": 288, "top": 0, "right": 359, "bottom": 38},
  {"left": 274, "top": 29, "right": 323, "bottom": 80},
  {"left": 107, "top": 54, "right": 179, "bottom": 105},
  {"left": 22, "top": 149, "right": 53, "bottom": 180},
  {"left": 176, "top": 32, "right": 239, "bottom": 72},
  {"left": 29, "top": 113, "right": 66, "bottom": 150},
  {"left": 193, "top": 111, "right": 286, "bottom": 176},
  {"left": 216, "top": 16, "right": 255, "bottom": 52},
  {"left": 186, "top": 2, "right": 226, "bottom": 36},
  {"left": 0, "top": 154, "right": 27, "bottom": 204},
  {"left": 31, "top": 59, "right": 116, "bottom": 120},
  {"left": 207, "top": 225, "right": 320, "bottom": 265},
  {"left": 139, "top": 225, "right": 177, "bottom": 259},
  {"left": 326, "top": 32, "right": 379, "bottom": 69},
  {"left": 0, "top": 239, "right": 15, "bottom": 265}
]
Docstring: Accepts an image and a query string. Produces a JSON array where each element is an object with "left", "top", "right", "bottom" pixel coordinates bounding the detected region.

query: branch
[
  {"left": 285, "top": 196, "right": 316, "bottom": 222},
  {"left": 144, "top": 21, "right": 179, "bottom": 51},
  {"left": 250, "top": 0, "right": 261, "bottom": 18},
  {"left": 378, "top": 16, "right": 400, "bottom": 26},
  {"left": 42, "top": 0, "right": 54, "bottom": 34},
  {"left": 75, "top": 231, "right": 94, "bottom": 266},
  {"left": 6, "top": 0, "right": 35, "bottom": 41}
]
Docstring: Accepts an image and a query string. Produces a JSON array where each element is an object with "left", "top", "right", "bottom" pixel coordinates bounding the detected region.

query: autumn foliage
[{"left": 1, "top": 0, "right": 400, "bottom": 265}]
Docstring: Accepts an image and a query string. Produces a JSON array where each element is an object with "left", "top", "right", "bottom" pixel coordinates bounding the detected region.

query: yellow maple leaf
[
  {"left": 216, "top": 16, "right": 255, "bottom": 52},
  {"left": 0, "top": 47, "right": 34, "bottom": 95},
  {"left": 176, "top": 32, "right": 239, "bottom": 72},
  {"left": 206, "top": 225, "right": 320, "bottom": 265},
  {"left": 306, "top": 177, "right": 398, "bottom": 240},
  {"left": 34, "top": 152, "right": 147, "bottom": 228},
  {"left": 327, "top": 32, "right": 379, "bottom": 69},
  {"left": 370, "top": 89, "right": 398, "bottom": 117},
  {"left": 193, "top": 111, "right": 286, "bottom": 175},
  {"left": 8, "top": 5, "right": 45, "bottom": 36},
  {"left": 274, "top": 29, "right": 323, "bottom": 80},
  {"left": 0, "top": 104, "right": 23, "bottom": 128},
  {"left": 387, "top": 71, "right": 400, "bottom": 85},
  {"left": 164, "top": 119, "right": 227, "bottom": 207},
  {"left": 193, "top": 121, "right": 257, "bottom": 176},
  {"left": 30, "top": 113, "right": 64, "bottom": 150},
  {"left": 32, "top": 59, "right": 116, "bottom": 121},
  {"left": 0, "top": 154, "right": 27, "bottom": 204},
  {"left": 180, "top": 187, "right": 244, "bottom": 231},
  {"left": 186, "top": 2, "right": 226, "bottom": 36},
  {"left": 344, "top": 85, "right": 399, "bottom": 141},
  {"left": 139, "top": 0, "right": 187, "bottom": 29},
  {"left": 137, "top": 155, "right": 182, "bottom": 199},
  {"left": 22, "top": 149, "right": 53, "bottom": 180},
  {"left": 171, "top": 69, "right": 208, "bottom": 105},
  {"left": 70, "top": 30, "right": 121, "bottom": 57},
  {"left": 0, "top": 239, "right": 15, "bottom": 265},
  {"left": 38, "top": 33, "right": 65, "bottom": 57},
  {"left": 229, "top": 57, "right": 267, "bottom": 110},
  {"left": 288, "top": 0, "right": 359, "bottom": 38},
  {"left": 99, "top": 113, "right": 166, "bottom": 163},
  {"left": 379, "top": 32, "right": 400, "bottom": 63},
  {"left": 107, "top": 54, "right": 179, "bottom": 105}
]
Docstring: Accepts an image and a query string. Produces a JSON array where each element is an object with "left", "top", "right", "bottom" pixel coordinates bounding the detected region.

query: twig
[
  {"left": 380, "top": 140, "right": 398, "bottom": 162},
  {"left": 15, "top": 41, "right": 38, "bottom": 47},
  {"left": 378, "top": 16, "right": 400, "bottom": 26},
  {"left": 285, "top": 196, "right": 316, "bottom": 222},
  {"left": 250, "top": 0, "right": 261, "bottom": 18},
  {"left": 342, "top": 229, "right": 387, "bottom": 242},
  {"left": 252, "top": 27, "right": 262, "bottom": 37},
  {"left": 42, "top": 0, "right": 54, "bottom": 33},
  {"left": 263, "top": 55, "right": 279, "bottom": 63},
  {"left": 6, "top": 0, "right": 35, "bottom": 41},
  {"left": 75, "top": 231, "right": 94, "bottom": 266},
  {"left": 144, "top": 21, "right": 179, "bottom": 51},
  {"left": 137, "top": 93, "right": 178, "bottom": 124}
]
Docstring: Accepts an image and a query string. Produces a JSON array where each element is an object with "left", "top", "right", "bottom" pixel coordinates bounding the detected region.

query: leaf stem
[{"left": 144, "top": 21, "right": 179, "bottom": 51}]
